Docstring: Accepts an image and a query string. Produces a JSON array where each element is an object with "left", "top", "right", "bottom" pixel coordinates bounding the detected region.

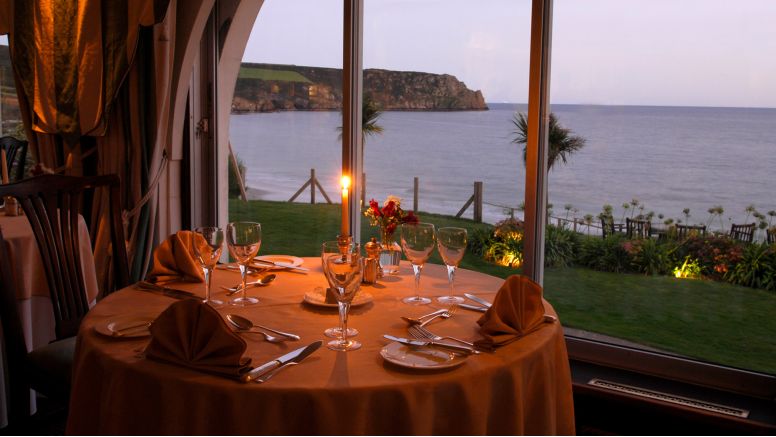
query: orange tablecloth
[{"left": 67, "top": 258, "right": 575, "bottom": 435}]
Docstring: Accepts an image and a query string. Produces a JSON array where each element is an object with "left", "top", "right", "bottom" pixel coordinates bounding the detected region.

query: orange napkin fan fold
[
  {"left": 145, "top": 299, "right": 252, "bottom": 378},
  {"left": 475, "top": 275, "right": 546, "bottom": 349},
  {"left": 146, "top": 230, "right": 206, "bottom": 284}
]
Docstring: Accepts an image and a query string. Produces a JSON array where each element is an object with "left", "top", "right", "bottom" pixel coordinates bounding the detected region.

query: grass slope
[
  {"left": 229, "top": 199, "right": 776, "bottom": 374},
  {"left": 238, "top": 66, "right": 311, "bottom": 83}
]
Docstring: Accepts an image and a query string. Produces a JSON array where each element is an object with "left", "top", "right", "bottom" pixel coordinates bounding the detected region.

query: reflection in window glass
[{"left": 544, "top": 0, "right": 776, "bottom": 375}]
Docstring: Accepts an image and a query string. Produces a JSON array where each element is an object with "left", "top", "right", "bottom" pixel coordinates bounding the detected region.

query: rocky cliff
[{"left": 232, "top": 63, "right": 487, "bottom": 113}]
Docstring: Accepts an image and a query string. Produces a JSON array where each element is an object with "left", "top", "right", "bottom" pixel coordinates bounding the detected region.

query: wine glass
[
  {"left": 191, "top": 227, "right": 224, "bottom": 306},
  {"left": 436, "top": 227, "right": 468, "bottom": 304},
  {"left": 226, "top": 222, "right": 262, "bottom": 306},
  {"left": 400, "top": 222, "right": 436, "bottom": 305},
  {"left": 323, "top": 243, "right": 363, "bottom": 351},
  {"left": 321, "top": 240, "right": 358, "bottom": 338}
]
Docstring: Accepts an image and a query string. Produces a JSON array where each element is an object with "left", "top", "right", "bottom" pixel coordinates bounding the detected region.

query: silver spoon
[
  {"left": 226, "top": 314, "right": 301, "bottom": 341},
  {"left": 221, "top": 274, "right": 277, "bottom": 296},
  {"left": 400, "top": 308, "right": 447, "bottom": 325}
]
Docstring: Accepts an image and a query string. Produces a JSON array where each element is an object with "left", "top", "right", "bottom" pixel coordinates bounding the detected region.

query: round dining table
[{"left": 66, "top": 258, "right": 575, "bottom": 435}]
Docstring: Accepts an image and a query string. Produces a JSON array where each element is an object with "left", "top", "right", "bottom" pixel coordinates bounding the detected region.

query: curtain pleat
[{"left": 3, "top": 0, "right": 174, "bottom": 289}]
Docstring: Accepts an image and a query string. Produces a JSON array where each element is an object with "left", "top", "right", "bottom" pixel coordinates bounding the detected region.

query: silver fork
[
  {"left": 419, "top": 304, "right": 458, "bottom": 327},
  {"left": 409, "top": 324, "right": 477, "bottom": 348}
]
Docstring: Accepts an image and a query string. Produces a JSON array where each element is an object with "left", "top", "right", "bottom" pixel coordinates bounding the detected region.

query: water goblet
[
  {"left": 322, "top": 240, "right": 358, "bottom": 338},
  {"left": 436, "top": 227, "right": 468, "bottom": 304},
  {"left": 226, "top": 222, "right": 262, "bottom": 306},
  {"left": 400, "top": 222, "right": 436, "bottom": 305},
  {"left": 191, "top": 227, "right": 224, "bottom": 306},
  {"left": 323, "top": 243, "right": 363, "bottom": 351}
]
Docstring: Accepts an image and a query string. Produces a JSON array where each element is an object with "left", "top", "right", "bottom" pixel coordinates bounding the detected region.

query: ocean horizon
[{"left": 230, "top": 102, "right": 776, "bottom": 232}]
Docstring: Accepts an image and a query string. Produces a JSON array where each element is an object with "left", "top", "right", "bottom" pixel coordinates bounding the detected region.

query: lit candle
[
  {"left": 341, "top": 175, "right": 350, "bottom": 236},
  {"left": 1, "top": 149, "right": 8, "bottom": 184}
]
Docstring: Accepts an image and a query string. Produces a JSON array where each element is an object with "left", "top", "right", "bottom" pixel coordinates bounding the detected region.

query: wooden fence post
[
  {"left": 413, "top": 177, "right": 419, "bottom": 212},
  {"left": 310, "top": 169, "right": 316, "bottom": 204},
  {"left": 473, "top": 181, "right": 483, "bottom": 222},
  {"left": 289, "top": 169, "right": 332, "bottom": 204}
]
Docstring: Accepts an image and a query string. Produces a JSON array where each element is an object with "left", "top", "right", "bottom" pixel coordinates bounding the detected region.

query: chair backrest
[
  {"left": 768, "top": 228, "right": 776, "bottom": 245},
  {"left": 0, "top": 136, "right": 29, "bottom": 182},
  {"left": 730, "top": 223, "right": 756, "bottom": 244},
  {"left": 0, "top": 174, "right": 130, "bottom": 339},
  {"left": 675, "top": 224, "right": 706, "bottom": 240},
  {"left": 626, "top": 217, "right": 651, "bottom": 239},
  {"left": 0, "top": 228, "right": 33, "bottom": 424}
]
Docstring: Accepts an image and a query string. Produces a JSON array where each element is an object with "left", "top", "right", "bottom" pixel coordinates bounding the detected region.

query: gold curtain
[
  {"left": 0, "top": 0, "right": 173, "bottom": 290},
  {"left": 0, "top": 0, "right": 168, "bottom": 142}
]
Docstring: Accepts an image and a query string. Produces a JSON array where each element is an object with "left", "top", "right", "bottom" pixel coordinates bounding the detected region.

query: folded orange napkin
[
  {"left": 475, "top": 275, "right": 547, "bottom": 349},
  {"left": 145, "top": 299, "right": 252, "bottom": 378},
  {"left": 145, "top": 231, "right": 205, "bottom": 283}
]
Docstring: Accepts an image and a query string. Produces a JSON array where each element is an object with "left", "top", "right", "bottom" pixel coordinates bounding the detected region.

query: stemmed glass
[
  {"left": 436, "top": 227, "right": 468, "bottom": 304},
  {"left": 321, "top": 240, "right": 358, "bottom": 338},
  {"left": 323, "top": 243, "right": 363, "bottom": 351},
  {"left": 191, "top": 227, "right": 224, "bottom": 306},
  {"left": 226, "top": 222, "right": 262, "bottom": 306},
  {"left": 400, "top": 222, "right": 436, "bottom": 305}
]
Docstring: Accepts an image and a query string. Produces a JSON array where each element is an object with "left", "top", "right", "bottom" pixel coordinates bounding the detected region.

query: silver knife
[
  {"left": 136, "top": 281, "right": 199, "bottom": 300},
  {"left": 241, "top": 340, "right": 322, "bottom": 383},
  {"left": 459, "top": 303, "right": 488, "bottom": 313},
  {"left": 383, "top": 334, "right": 478, "bottom": 355},
  {"left": 464, "top": 293, "right": 492, "bottom": 308},
  {"left": 251, "top": 260, "right": 309, "bottom": 272}
]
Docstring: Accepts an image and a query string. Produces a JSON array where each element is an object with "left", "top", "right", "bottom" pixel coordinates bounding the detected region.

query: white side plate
[{"left": 380, "top": 341, "right": 467, "bottom": 370}]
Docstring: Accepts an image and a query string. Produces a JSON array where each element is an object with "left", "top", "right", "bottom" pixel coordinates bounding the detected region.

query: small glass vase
[{"left": 379, "top": 229, "right": 402, "bottom": 275}]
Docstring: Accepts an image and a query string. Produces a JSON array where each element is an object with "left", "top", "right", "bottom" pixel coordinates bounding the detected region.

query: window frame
[{"left": 206, "top": 0, "right": 776, "bottom": 400}]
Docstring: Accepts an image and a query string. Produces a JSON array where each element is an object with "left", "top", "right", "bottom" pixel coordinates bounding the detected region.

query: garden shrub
[
  {"left": 724, "top": 243, "right": 776, "bottom": 291},
  {"left": 678, "top": 235, "right": 743, "bottom": 280},
  {"left": 623, "top": 238, "right": 674, "bottom": 275},
  {"left": 468, "top": 227, "right": 495, "bottom": 257},
  {"left": 576, "top": 234, "right": 630, "bottom": 273},
  {"left": 545, "top": 225, "right": 579, "bottom": 268}
]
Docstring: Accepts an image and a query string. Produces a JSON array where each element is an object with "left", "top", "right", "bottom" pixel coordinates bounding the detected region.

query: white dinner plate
[
  {"left": 303, "top": 287, "right": 373, "bottom": 308},
  {"left": 380, "top": 341, "right": 467, "bottom": 370},
  {"left": 253, "top": 255, "right": 304, "bottom": 270},
  {"left": 94, "top": 314, "right": 156, "bottom": 338}
]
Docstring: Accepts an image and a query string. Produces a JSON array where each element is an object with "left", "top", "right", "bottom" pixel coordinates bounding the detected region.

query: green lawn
[
  {"left": 229, "top": 199, "right": 776, "bottom": 375},
  {"left": 238, "top": 66, "right": 311, "bottom": 83}
]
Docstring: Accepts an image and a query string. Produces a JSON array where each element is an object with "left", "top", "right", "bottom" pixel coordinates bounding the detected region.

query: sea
[{"left": 230, "top": 103, "right": 776, "bottom": 229}]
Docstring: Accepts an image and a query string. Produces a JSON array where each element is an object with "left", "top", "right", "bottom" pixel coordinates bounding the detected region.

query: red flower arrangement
[{"left": 364, "top": 195, "right": 419, "bottom": 238}]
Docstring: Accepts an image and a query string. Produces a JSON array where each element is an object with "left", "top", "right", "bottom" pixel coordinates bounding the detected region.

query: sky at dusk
[
  {"left": 242, "top": 0, "right": 776, "bottom": 108},
  {"left": 3, "top": 1, "right": 774, "bottom": 108}
]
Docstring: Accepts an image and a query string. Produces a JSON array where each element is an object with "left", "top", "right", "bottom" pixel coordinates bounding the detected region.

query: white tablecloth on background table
[{"left": 0, "top": 214, "right": 98, "bottom": 427}]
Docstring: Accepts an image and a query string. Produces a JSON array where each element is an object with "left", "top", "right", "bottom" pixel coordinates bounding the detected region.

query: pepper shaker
[{"left": 362, "top": 237, "right": 381, "bottom": 284}]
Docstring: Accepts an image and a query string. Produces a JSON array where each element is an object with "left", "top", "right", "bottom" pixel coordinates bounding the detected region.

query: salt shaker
[{"left": 362, "top": 237, "right": 381, "bottom": 284}]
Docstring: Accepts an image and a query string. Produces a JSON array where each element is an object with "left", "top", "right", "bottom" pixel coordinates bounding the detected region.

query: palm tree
[
  {"left": 338, "top": 94, "right": 384, "bottom": 145},
  {"left": 511, "top": 112, "right": 586, "bottom": 171}
]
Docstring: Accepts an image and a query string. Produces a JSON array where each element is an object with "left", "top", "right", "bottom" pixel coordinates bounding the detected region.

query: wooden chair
[
  {"left": 0, "top": 174, "right": 129, "bottom": 340},
  {"left": 768, "top": 228, "right": 776, "bottom": 245},
  {"left": 729, "top": 223, "right": 756, "bottom": 244},
  {"left": 626, "top": 217, "right": 651, "bottom": 239},
  {"left": 0, "top": 228, "right": 76, "bottom": 428},
  {"left": 675, "top": 224, "right": 706, "bottom": 240},
  {"left": 0, "top": 136, "right": 29, "bottom": 182}
]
